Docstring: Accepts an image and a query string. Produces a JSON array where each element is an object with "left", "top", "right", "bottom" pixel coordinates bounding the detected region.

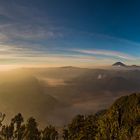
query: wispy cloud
[
  {"left": 0, "top": 0, "right": 63, "bottom": 44},
  {"left": 0, "top": 43, "right": 116, "bottom": 66},
  {"left": 0, "top": 0, "right": 139, "bottom": 67},
  {"left": 71, "top": 49, "right": 136, "bottom": 60},
  {"left": 80, "top": 32, "right": 140, "bottom": 47}
]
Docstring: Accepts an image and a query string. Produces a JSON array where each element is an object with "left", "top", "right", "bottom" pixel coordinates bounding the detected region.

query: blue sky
[{"left": 0, "top": 0, "right": 140, "bottom": 67}]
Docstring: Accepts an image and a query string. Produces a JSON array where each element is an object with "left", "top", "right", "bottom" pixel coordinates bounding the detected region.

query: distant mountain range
[{"left": 112, "top": 61, "right": 140, "bottom": 68}]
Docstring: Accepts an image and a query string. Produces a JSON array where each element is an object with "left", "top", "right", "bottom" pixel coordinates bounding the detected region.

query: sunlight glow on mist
[{"left": 0, "top": 65, "right": 21, "bottom": 71}]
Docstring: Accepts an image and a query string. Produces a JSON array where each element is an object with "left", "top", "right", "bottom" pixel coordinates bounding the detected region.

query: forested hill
[
  {"left": 0, "top": 93, "right": 140, "bottom": 140},
  {"left": 64, "top": 93, "right": 140, "bottom": 140}
]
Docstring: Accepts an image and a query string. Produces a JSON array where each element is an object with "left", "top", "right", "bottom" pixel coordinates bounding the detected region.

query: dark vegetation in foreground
[{"left": 0, "top": 93, "right": 140, "bottom": 140}]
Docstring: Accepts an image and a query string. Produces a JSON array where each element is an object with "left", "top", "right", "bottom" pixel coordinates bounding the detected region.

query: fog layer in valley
[{"left": 0, "top": 65, "right": 140, "bottom": 127}]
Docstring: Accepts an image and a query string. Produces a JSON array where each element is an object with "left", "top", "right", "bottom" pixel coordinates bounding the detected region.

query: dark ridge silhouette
[
  {"left": 131, "top": 64, "right": 140, "bottom": 67},
  {"left": 112, "top": 62, "right": 126, "bottom": 67}
]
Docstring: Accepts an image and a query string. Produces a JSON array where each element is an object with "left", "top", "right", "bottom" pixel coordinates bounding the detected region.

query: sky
[{"left": 0, "top": 0, "right": 140, "bottom": 68}]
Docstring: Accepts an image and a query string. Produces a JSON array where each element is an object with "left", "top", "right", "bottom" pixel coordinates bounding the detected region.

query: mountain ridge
[
  {"left": 66, "top": 93, "right": 140, "bottom": 140},
  {"left": 112, "top": 62, "right": 126, "bottom": 67}
]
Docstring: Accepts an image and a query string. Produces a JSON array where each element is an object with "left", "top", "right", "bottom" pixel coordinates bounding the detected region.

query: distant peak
[
  {"left": 131, "top": 65, "right": 138, "bottom": 67},
  {"left": 112, "top": 62, "right": 126, "bottom": 67},
  {"left": 60, "top": 66, "right": 78, "bottom": 69}
]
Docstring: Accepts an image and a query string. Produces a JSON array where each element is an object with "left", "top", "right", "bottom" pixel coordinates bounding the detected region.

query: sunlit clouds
[
  {"left": 0, "top": 0, "right": 140, "bottom": 69},
  {"left": 0, "top": 42, "right": 138, "bottom": 69}
]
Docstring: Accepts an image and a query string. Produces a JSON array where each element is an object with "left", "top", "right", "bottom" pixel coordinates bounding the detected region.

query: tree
[
  {"left": 0, "top": 123, "right": 14, "bottom": 140},
  {"left": 62, "top": 128, "right": 68, "bottom": 140},
  {"left": 0, "top": 113, "right": 5, "bottom": 127},
  {"left": 68, "top": 115, "right": 85, "bottom": 140},
  {"left": 24, "top": 117, "right": 40, "bottom": 140},
  {"left": 11, "top": 113, "right": 25, "bottom": 140},
  {"left": 42, "top": 125, "right": 58, "bottom": 140}
]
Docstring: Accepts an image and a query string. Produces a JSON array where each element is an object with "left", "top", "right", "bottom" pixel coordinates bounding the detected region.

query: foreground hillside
[
  {"left": 64, "top": 93, "right": 140, "bottom": 140},
  {"left": 0, "top": 93, "right": 139, "bottom": 140}
]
